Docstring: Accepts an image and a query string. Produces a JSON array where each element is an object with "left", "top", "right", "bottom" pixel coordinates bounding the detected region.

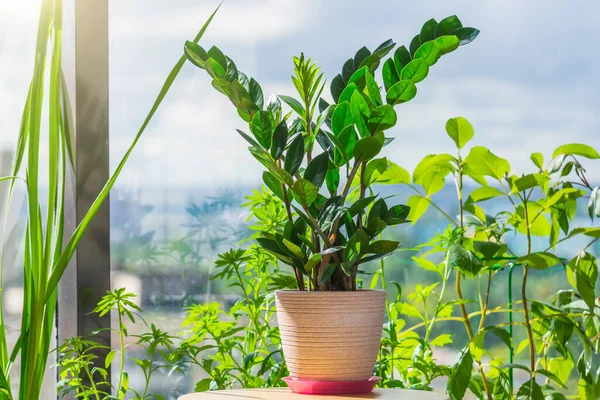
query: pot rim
[{"left": 275, "top": 289, "right": 385, "bottom": 294}]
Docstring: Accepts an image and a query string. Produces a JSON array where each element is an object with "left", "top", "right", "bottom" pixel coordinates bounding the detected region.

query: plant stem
[
  {"left": 522, "top": 198, "right": 536, "bottom": 373},
  {"left": 454, "top": 154, "right": 493, "bottom": 400},
  {"left": 116, "top": 306, "right": 126, "bottom": 399}
]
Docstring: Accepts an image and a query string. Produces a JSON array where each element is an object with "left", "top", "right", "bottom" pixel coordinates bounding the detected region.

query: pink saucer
[{"left": 282, "top": 376, "right": 382, "bottom": 394}]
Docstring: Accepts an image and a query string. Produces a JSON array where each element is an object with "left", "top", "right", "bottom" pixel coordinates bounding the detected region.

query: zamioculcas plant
[
  {"left": 184, "top": 15, "right": 479, "bottom": 292},
  {"left": 184, "top": 15, "right": 480, "bottom": 390}
]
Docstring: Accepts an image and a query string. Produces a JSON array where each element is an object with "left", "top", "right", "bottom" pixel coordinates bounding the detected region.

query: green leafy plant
[
  {"left": 0, "top": 1, "right": 220, "bottom": 399},
  {"left": 183, "top": 15, "right": 479, "bottom": 291},
  {"left": 373, "top": 116, "right": 600, "bottom": 399},
  {"left": 56, "top": 289, "right": 176, "bottom": 400}
]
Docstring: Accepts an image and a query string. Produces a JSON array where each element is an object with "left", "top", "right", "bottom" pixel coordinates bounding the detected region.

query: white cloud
[{"left": 110, "top": 0, "right": 312, "bottom": 45}]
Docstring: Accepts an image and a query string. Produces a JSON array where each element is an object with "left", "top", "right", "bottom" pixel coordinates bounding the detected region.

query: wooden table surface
[{"left": 178, "top": 388, "right": 449, "bottom": 399}]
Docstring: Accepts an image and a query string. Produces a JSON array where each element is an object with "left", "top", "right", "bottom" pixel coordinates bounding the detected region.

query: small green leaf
[
  {"left": 466, "top": 186, "right": 504, "bottom": 203},
  {"left": 284, "top": 134, "right": 305, "bottom": 175},
  {"left": 207, "top": 46, "right": 227, "bottom": 69},
  {"left": 510, "top": 173, "right": 550, "bottom": 193},
  {"left": 292, "top": 179, "right": 318, "bottom": 206},
  {"left": 552, "top": 143, "right": 599, "bottom": 160},
  {"left": 304, "top": 254, "right": 322, "bottom": 272},
  {"left": 283, "top": 238, "right": 305, "bottom": 259},
  {"left": 566, "top": 251, "right": 597, "bottom": 311},
  {"left": 364, "top": 69, "right": 382, "bottom": 106},
  {"left": 413, "top": 154, "right": 456, "bottom": 196},
  {"left": 517, "top": 252, "right": 561, "bottom": 270},
  {"left": 449, "top": 244, "right": 482, "bottom": 278},
  {"left": 377, "top": 161, "right": 410, "bottom": 184},
  {"left": 530, "top": 152, "right": 544, "bottom": 169},
  {"left": 195, "top": 378, "right": 212, "bottom": 392},
  {"left": 407, "top": 195, "right": 430, "bottom": 224},
  {"left": 515, "top": 380, "right": 544, "bottom": 400},
  {"left": 344, "top": 229, "right": 368, "bottom": 273},
  {"left": 279, "top": 95, "right": 305, "bottom": 117},
  {"left": 105, "top": 350, "right": 116, "bottom": 369},
  {"left": 382, "top": 58, "right": 400, "bottom": 91},
  {"left": 236, "top": 129, "right": 261, "bottom": 148},
  {"left": 262, "top": 171, "right": 284, "bottom": 200},
  {"left": 354, "top": 137, "right": 383, "bottom": 162},
  {"left": 435, "top": 35, "right": 460, "bottom": 55},
  {"left": 445, "top": 116, "right": 474, "bottom": 149},
  {"left": 386, "top": 80, "right": 417, "bottom": 105},
  {"left": 463, "top": 146, "right": 510, "bottom": 182},
  {"left": 250, "top": 111, "right": 273, "bottom": 149},
  {"left": 401, "top": 59, "right": 429, "bottom": 83},
  {"left": 384, "top": 204, "right": 410, "bottom": 225},
  {"left": 184, "top": 41, "right": 208, "bottom": 68},
  {"left": 304, "top": 151, "right": 329, "bottom": 189},
  {"left": 474, "top": 241, "right": 506, "bottom": 262},
  {"left": 331, "top": 101, "right": 353, "bottom": 135}
]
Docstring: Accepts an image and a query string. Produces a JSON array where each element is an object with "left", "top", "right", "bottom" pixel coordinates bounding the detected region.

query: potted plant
[{"left": 184, "top": 15, "right": 479, "bottom": 392}]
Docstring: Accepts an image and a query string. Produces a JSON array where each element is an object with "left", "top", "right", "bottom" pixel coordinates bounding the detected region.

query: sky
[{"left": 1, "top": 0, "right": 599, "bottom": 192}]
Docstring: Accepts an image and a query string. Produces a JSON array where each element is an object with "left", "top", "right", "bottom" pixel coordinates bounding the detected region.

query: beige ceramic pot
[{"left": 275, "top": 289, "right": 385, "bottom": 382}]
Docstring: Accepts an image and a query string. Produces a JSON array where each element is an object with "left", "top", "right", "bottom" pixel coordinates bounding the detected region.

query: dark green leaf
[
  {"left": 224, "top": 56, "right": 238, "bottom": 82},
  {"left": 330, "top": 74, "right": 345, "bottom": 103},
  {"left": 262, "top": 171, "right": 284, "bottom": 201},
  {"left": 409, "top": 34, "right": 421, "bottom": 57},
  {"left": 368, "top": 240, "right": 399, "bottom": 254},
  {"left": 447, "top": 346, "right": 473, "bottom": 400},
  {"left": 393, "top": 45, "right": 412, "bottom": 73},
  {"left": 338, "top": 82, "right": 360, "bottom": 104},
  {"left": 420, "top": 18, "right": 438, "bottom": 44},
  {"left": 515, "top": 380, "right": 544, "bottom": 400},
  {"left": 236, "top": 129, "right": 261, "bottom": 148},
  {"left": 279, "top": 95, "right": 305, "bottom": 117},
  {"left": 367, "top": 105, "right": 397, "bottom": 133},
  {"left": 207, "top": 46, "right": 227, "bottom": 69},
  {"left": 452, "top": 27, "right": 480, "bottom": 45},
  {"left": 435, "top": 15, "right": 463, "bottom": 38},
  {"left": 354, "top": 137, "right": 383, "bottom": 162},
  {"left": 341, "top": 58, "right": 355, "bottom": 84},
  {"left": 364, "top": 69, "right": 382, "bottom": 106},
  {"left": 349, "top": 196, "right": 377, "bottom": 217},
  {"left": 249, "top": 78, "right": 264, "bottom": 109},
  {"left": 284, "top": 134, "right": 305, "bottom": 175},
  {"left": 385, "top": 204, "right": 410, "bottom": 225},
  {"left": 304, "top": 151, "right": 329, "bottom": 189},
  {"left": 353, "top": 46, "right": 371, "bottom": 70},
  {"left": 449, "top": 244, "right": 482, "bottom": 278},
  {"left": 325, "top": 168, "right": 340, "bottom": 195},
  {"left": 270, "top": 120, "right": 288, "bottom": 160},
  {"left": 292, "top": 179, "right": 318, "bottom": 206},
  {"left": 474, "top": 241, "right": 506, "bottom": 262}
]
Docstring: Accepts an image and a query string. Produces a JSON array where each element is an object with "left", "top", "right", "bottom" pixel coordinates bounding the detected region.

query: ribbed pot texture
[{"left": 275, "top": 290, "right": 385, "bottom": 382}]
